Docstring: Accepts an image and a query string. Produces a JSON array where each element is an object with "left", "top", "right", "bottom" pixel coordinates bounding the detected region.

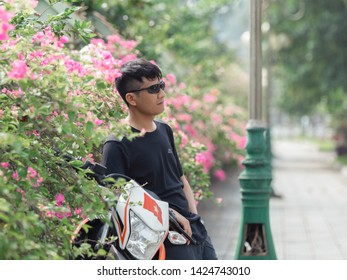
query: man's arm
[
  {"left": 165, "top": 124, "right": 197, "bottom": 214},
  {"left": 167, "top": 175, "right": 198, "bottom": 243},
  {"left": 181, "top": 175, "right": 198, "bottom": 215}
]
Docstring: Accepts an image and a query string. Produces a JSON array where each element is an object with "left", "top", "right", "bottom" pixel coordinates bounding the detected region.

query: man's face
[{"left": 126, "top": 77, "right": 166, "bottom": 116}]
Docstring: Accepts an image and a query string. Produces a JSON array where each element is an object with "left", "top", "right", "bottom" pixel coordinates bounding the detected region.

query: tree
[{"left": 265, "top": 0, "right": 347, "bottom": 119}]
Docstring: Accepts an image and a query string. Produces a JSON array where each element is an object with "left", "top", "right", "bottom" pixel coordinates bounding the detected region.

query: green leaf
[
  {"left": 96, "top": 248, "right": 107, "bottom": 256},
  {"left": 85, "top": 121, "right": 94, "bottom": 138},
  {"left": 0, "top": 198, "right": 10, "bottom": 213},
  {"left": 96, "top": 81, "right": 107, "bottom": 90},
  {"left": 68, "top": 159, "right": 84, "bottom": 168}
]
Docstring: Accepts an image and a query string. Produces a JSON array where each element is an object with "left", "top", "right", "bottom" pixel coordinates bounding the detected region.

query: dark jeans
[{"left": 165, "top": 235, "right": 218, "bottom": 260}]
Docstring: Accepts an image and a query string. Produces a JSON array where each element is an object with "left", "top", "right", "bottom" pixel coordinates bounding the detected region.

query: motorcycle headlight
[{"left": 126, "top": 211, "right": 166, "bottom": 260}]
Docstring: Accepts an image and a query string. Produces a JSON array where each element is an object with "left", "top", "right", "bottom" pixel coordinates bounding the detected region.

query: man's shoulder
[
  {"left": 104, "top": 134, "right": 124, "bottom": 145},
  {"left": 155, "top": 119, "right": 172, "bottom": 131}
]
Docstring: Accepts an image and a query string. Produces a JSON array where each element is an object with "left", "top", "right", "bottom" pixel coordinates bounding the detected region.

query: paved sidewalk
[{"left": 198, "top": 139, "right": 347, "bottom": 260}]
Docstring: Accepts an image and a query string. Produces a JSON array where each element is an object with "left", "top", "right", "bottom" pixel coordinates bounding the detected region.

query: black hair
[{"left": 115, "top": 58, "right": 162, "bottom": 106}]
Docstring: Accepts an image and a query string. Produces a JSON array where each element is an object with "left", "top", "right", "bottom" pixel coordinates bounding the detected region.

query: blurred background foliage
[
  {"left": 264, "top": 0, "right": 347, "bottom": 158},
  {"left": 265, "top": 0, "right": 347, "bottom": 123},
  {"left": 69, "top": 0, "right": 246, "bottom": 105}
]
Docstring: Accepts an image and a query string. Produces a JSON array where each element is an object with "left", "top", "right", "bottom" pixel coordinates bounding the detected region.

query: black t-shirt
[
  {"left": 101, "top": 120, "right": 207, "bottom": 242},
  {"left": 102, "top": 120, "right": 189, "bottom": 214}
]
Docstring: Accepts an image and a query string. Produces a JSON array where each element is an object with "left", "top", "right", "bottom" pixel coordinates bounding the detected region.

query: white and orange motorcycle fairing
[
  {"left": 72, "top": 180, "right": 170, "bottom": 260},
  {"left": 113, "top": 180, "right": 169, "bottom": 259}
]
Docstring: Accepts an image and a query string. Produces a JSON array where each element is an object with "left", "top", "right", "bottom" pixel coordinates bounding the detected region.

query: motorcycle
[{"left": 69, "top": 157, "right": 196, "bottom": 260}]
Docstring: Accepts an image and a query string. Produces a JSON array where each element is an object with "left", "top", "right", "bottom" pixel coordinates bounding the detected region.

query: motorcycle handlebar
[
  {"left": 56, "top": 150, "right": 107, "bottom": 185},
  {"left": 169, "top": 211, "right": 197, "bottom": 245},
  {"left": 104, "top": 173, "right": 134, "bottom": 182}
]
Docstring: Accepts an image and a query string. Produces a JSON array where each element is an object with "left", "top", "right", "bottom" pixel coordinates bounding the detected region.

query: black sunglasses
[{"left": 127, "top": 80, "right": 165, "bottom": 94}]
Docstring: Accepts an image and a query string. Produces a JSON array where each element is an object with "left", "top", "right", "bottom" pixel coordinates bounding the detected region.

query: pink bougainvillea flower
[
  {"left": 28, "top": 50, "right": 45, "bottom": 60},
  {"left": 203, "top": 93, "right": 217, "bottom": 103},
  {"left": 33, "top": 176, "right": 44, "bottom": 187},
  {"left": 0, "top": 7, "right": 14, "bottom": 41},
  {"left": 94, "top": 118, "right": 104, "bottom": 126},
  {"left": 74, "top": 208, "right": 83, "bottom": 215},
  {"left": 238, "top": 135, "right": 247, "bottom": 149},
  {"left": 0, "top": 6, "right": 13, "bottom": 21},
  {"left": 91, "top": 38, "right": 106, "bottom": 46},
  {"left": 120, "top": 54, "right": 137, "bottom": 65},
  {"left": 179, "top": 82, "right": 186, "bottom": 89},
  {"left": 57, "top": 35, "right": 69, "bottom": 48},
  {"left": 229, "top": 131, "right": 247, "bottom": 149},
  {"left": 12, "top": 171, "right": 19, "bottom": 181},
  {"left": 183, "top": 123, "right": 197, "bottom": 137},
  {"left": 27, "top": 166, "right": 37, "bottom": 177},
  {"left": 166, "top": 73, "right": 176, "bottom": 85},
  {"left": 30, "top": 0, "right": 39, "bottom": 8},
  {"left": 7, "top": 60, "right": 28, "bottom": 80},
  {"left": 120, "top": 39, "right": 138, "bottom": 51},
  {"left": 64, "top": 57, "right": 87, "bottom": 76},
  {"left": 2, "top": 87, "right": 24, "bottom": 98},
  {"left": 55, "top": 193, "right": 65, "bottom": 207},
  {"left": 188, "top": 99, "right": 202, "bottom": 111},
  {"left": 105, "top": 69, "right": 122, "bottom": 84},
  {"left": 84, "top": 153, "right": 95, "bottom": 163},
  {"left": 1, "top": 162, "right": 9, "bottom": 169},
  {"left": 214, "top": 169, "right": 226, "bottom": 181},
  {"left": 195, "top": 150, "right": 214, "bottom": 173},
  {"left": 32, "top": 130, "right": 40, "bottom": 137},
  {"left": 178, "top": 130, "right": 188, "bottom": 148},
  {"left": 176, "top": 113, "right": 192, "bottom": 123},
  {"left": 49, "top": 211, "right": 70, "bottom": 220},
  {"left": 167, "top": 94, "right": 191, "bottom": 111},
  {"left": 17, "top": 52, "right": 25, "bottom": 60},
  {"left": 195, "top": 152, "right": 207, "bottom": 165},
  {"left": 32, "top": 26, "right": 58, "bottom": 47},
  {"left": 32, "top": 31, "right": 45, "bottom": 43},
  {"left": 211, "top": 113, "right": 223, "bottom": 125},
  {"left": 106, "top": 34, "right": 122, "bottom": 44},
  {"left": 26, "top": 166, "right": 43, "bottom": 187}
]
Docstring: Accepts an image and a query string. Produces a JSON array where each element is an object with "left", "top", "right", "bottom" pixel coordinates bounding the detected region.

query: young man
[{"left": 101, "top": 58, "right": 217, "bottom": 260}]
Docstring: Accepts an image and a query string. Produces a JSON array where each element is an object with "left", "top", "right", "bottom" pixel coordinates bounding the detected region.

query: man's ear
[{"left": 125, "top": 93, "right": 137, "bottom": 106}]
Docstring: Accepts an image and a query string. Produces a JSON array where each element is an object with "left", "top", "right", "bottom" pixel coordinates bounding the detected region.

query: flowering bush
[
  {"left": 0, "top": 0, "right": 139, "bottom": 259},
  {"left": 0, "top": 0, "right": 246, "bottom": 259},
  {"left": 164, "top": 82, "right": 246, "bottom": 175},
  {"left": 162, "top": 80, "right": 247, "bottom": 201}
]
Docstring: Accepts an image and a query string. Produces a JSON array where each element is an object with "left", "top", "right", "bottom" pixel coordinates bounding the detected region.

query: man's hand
[
  {"left": 170, "top": 208, "right": 192, "bottom": 244},
  {"left": 181, "top": 175, "right": 198, "bottom": 215}
]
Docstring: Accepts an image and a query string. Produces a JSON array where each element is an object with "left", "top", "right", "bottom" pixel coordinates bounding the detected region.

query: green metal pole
[
  {"left": 264, "top": 128, "right": 273, "bottom": 181},
  {"left": 235, "top": 122, "right": 276, "bottom": 259},
  {"left": 234, "top": 0, "right": 277, "bottom": 260}
]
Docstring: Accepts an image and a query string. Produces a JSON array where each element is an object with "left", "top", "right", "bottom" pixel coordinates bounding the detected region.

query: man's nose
[{"left": 158, "top": 88, "right": 166, "bottom": 98}]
